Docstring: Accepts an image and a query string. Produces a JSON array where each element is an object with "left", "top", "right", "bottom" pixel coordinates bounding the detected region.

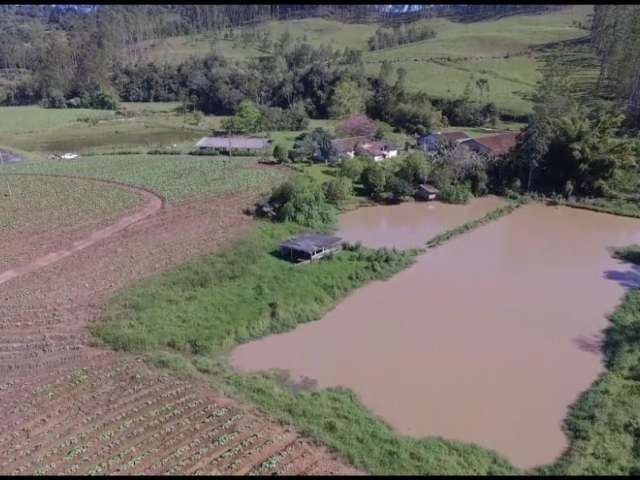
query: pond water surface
[{"left": 231, "top": 202, "right": 640, "bottom": 469}]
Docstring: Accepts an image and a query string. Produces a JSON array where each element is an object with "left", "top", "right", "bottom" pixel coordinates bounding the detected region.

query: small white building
[{"left": 330, "top": 137, "right": 399, "bottom": 162}]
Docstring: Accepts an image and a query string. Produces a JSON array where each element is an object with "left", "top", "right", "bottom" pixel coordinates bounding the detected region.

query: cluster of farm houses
[{"left": 196, "top": 131, "right": 518, "bottom": 264}]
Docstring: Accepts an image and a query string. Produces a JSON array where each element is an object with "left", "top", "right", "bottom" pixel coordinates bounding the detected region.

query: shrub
[
  {"left": 387, "top": 175, "right": 414, "bottom": 202},
  {"left": 268, "top": 176, "right": 336, "bottom": 228},
  {"left": 339, "top": 156, "right": 366, "bottom": 181},
  {"left": 324, "top": 177, "right": 353, "bottom": 207},
  {"left": 273, "top": 144, "right": 289, "bottom": 163},
  {"left": 396, "top": 152, "right": 431, "bottom": 186},
  {"left": 361, "top": 163, "right": 387, "bottom": 199},
  {"left": 439, "top": 183, "right": 473, "bottom": 204}
]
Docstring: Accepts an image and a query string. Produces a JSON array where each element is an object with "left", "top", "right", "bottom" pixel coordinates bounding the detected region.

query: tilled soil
[{"left": 0, "top": 170, "right": 360, "bottom": 475}]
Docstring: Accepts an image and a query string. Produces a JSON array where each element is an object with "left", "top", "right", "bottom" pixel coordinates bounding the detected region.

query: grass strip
[
  {"left": 426, "top": 199, "right": 525, "bottom": 249},
  {"left": 547, "top": 197, "right": 640, "bottom": 219}
]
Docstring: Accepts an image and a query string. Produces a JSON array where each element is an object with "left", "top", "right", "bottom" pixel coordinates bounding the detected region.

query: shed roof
[
  {"left": 440, "top": 132, "right": 471, "bottom": 142},
  {"left": 196, "top": 136, "right": 271, "bottom": 149},
  {"left": 418, "top": 184, "right": 440, "bottom": 194},
  {"left": 280, "top": 233, "right": 342, "bottom": 254},
  {"left": 363, "top": 140, "right": 398, "bottom": 157},
  {"left": 331, "top": 136, "right": 368, "bottom": 154},
  {"left": 472, "top": 133, "right": 518, "bottom": 157}
]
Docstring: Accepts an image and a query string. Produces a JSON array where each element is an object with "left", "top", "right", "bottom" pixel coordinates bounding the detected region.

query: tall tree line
[{"left": 591, "top": 5, "right": 640, "bottom": 129}]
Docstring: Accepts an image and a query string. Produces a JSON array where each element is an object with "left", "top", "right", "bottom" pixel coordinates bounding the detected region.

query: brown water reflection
[
  {"left": 231, "top": 203, "right": 640, "bottom": 469},
  {"left": 337, "top": 196, "right": 505, "bottom": 249}
]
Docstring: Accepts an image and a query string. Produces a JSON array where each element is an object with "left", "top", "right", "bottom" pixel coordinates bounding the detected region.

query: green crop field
[
  {"left": 0, "top": 175, "right": 142, "bottom": 234},
  {"left": 1, "top": 154, "right": 284, "bottom": 204}
]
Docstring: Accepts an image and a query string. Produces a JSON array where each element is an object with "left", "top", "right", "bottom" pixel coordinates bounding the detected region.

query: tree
[
  {"left": 324, "top": 176, "right": 353, "bottom": 206},
  {"left": 328, "top": 79, "right": 368, "bottom": 119},
  {"left": 221, "top": 100, "right": 265, "bottom": 134},
  {"left": 387, "top": 175, "right": 413, "bottom": 202},
  {"left": 339, "top": 156, "right": 366, "bottom": 181},
  {"left": 335, "top": 114, "right": 377, "bottom": 138},
  {"left": 290, "top": 128, "right": 337, "bottom": 163},
  {"left": 361, "top": 163, "right": 387, "bottom": 198},
  {"left": 396, "top": 152, "right": 430, "bottom": 186},
  {"left": 515, "top": 114, "right": 550, "bottom": 191},
  {"left": 273, "top": 143, "right": 288, "bottom": 163},
  {"left": 268, "top": 176, "right": 336, "bottom": 227}
]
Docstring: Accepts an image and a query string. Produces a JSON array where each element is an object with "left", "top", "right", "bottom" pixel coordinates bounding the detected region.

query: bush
[
  {"left": 396, "top": 152, "right": 431, "bottom": 186},
  {"left": 260, "top": 102, "right": 309, "bottom": 131},
  {"left": 439, "top": 183, "right": 473, "bottom": 204},
  {"left": 273, "top": 144, "right": 289, "bottom": 163},
  {"left": 387, "top": 175, "right": 414, "bottom": 202},
  {"left": 324, "top": 177, "right": 353, "bottom": 207},
  {"left": 268, "top": 176, "right": 336, "bottom": 228},
  {"left": 339, "top": 156, "right": 366, "bottom": 181},
  {"left": 361, "top": 163, "right": 387, "bottom": 199}
]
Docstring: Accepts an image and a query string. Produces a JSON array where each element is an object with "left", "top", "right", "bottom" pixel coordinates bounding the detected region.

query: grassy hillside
[{"left": 134, "top": 6, "right": 593, "bottom": 116}]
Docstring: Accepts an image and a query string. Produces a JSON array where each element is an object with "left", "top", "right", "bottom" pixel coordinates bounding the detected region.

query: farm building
[
  {"left": 363, "top": 140, "right": 399, "bottom": 161},
  {"left": 196, "top": 136, "right": 272, "bottom": 155},
  {"left": 416, "top": 184, "right": 440, "bottom": 201},
  {"left": 461, "top": 133, "right": 519, "bottom": 158},
  {"left": 330, "top": 137, "right": 399, "bottom": 162},
  {"left": 331, "top": 136, "right": 369, "bottom": 160},
  {"left": 280, "top": 233, "right": 342, "bottom": 263},
  {"left": 419, "top": 132, "right": 471, "bottom": 153}
]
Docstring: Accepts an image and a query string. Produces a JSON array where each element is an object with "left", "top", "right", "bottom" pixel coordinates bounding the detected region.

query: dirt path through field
[{"left": 0, "top": 174, "right": 164, "bottom": 286}]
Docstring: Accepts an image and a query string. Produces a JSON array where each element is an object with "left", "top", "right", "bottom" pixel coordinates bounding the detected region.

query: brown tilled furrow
[
  {"left": 0, "top": 352, "right": 118, "bottom": 424},
  {"left": 154, "top": 413, "right": 257, "bottom": 475},
  {"left": 159, "top": 409, "right": 254, "bottom": 475},
  {"left": 136, "top": 409, "right": 254, "bottom": 475},
  {"left": 189, "top": 423, "right": 284, "bottom": 475},
  {"left": 104, "top": 401, "right": 234, "bottom": 475},
  {"left": 0, "top": 382, "right": 178, "bottom": 473},
  {"left": 54, "top": 393, "right": 208, "bottom": 475},
  {"left": 0, "top": 381, "right": 101, "bottom": 454},
  {"left": 221, "top": 428, "right": 300, "bottom": 475},
  {"left": 23, "top": 388, "right": 199, "bottom": 475},
  {"left": 275, "top": 446, "right": 323, "bottom": 476},
  {"left": 187, "top": 420, "right": 286, "bottom": 475},
  {"left": 73, "top": 394, "right": 209, "bottom": 475},
  {"left": 0, "top": 367, "right": 182, "bottom": 454},
  {"left": 248, "top": 437, "right": 302, "bottom": 475},
  {"left": 0, "top": 350, "right": 90, "bottom": 379},
  {"left": 1, "top": 365, "right": 146, "bottom": 437}
]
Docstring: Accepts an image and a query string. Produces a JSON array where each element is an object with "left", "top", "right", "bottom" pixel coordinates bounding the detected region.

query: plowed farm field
[
  {"left": 1, "top": 360, "right": 359, "bottom": 476},
  {"left": 0, "top": 159, "right": 357, "bottom": 475}
]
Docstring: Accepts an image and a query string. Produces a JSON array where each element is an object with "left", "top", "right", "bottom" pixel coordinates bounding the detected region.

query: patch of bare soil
[{"left": 0, "top": 168, "right": 360, "bottom": 475}]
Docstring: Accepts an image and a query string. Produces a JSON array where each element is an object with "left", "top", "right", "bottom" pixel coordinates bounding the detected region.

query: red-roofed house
[{"left": 461, "top": 132, "right": 519, "bottom": 158}]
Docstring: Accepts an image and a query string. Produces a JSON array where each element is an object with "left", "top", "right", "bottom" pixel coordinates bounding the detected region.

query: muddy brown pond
[{"left": 231, "top": 201, "right": 640, "bottom": 469}]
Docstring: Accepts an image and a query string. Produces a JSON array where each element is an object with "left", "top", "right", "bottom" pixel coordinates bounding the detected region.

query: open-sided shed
[{"left": 280, "top": 233, "right": 342, "bottom": 263}]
